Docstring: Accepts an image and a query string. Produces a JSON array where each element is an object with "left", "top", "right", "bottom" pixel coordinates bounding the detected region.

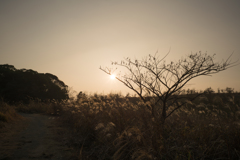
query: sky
[{"left": 1, "top": 0, "right": 240, "bottom": 96}]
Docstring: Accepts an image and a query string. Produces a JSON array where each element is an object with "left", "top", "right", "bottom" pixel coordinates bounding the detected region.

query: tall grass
[
  {"left": 0, "top": 100, "right": 22, "bottom": 128},
  {"left": 0, "top": 98, "right": 64, "bottom": 128},
  {"left": 57, "top": 92, "right": 240, "bottom": 160},
  {"left": 15, "top": 99, "right": 64, "bottom": 115},
  {"left": 2, "top": 92, "right": 239, "bottom": 159}
]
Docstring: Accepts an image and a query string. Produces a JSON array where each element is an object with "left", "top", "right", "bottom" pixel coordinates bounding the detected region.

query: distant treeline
[{"left": 0, "top": 64, "right": 69, "bottom": 104}]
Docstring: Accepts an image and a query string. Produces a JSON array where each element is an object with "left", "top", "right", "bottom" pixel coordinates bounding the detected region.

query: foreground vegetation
[
  {"left": 0, "top": 100, "right": 22, "bottom": 128},
  {"left": 0, "top": 90, "right": 239, "bottom": 159},
  {"left": 59, "top": 91, "right": 240, "bottom": 160}
]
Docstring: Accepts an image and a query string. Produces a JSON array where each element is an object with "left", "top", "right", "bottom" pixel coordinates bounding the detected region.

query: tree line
[{"left": 0, "top": 64, "right": 69, "bottom": 104}]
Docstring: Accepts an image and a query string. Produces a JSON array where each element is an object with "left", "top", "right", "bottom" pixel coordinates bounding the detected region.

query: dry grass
[
  {"left": 15, "top": 99, "right": 64, "bottom": 116},
  {"left": 0, "top": 100, "right": 22, "bottom": 128},
  {"left": 1, "top": 92, "right": 239, "bottom": 159},
  {"left": 0, "top": 98, "right": 64, "bottom": 129},
  {"left": 56, "top": 93, "right": 240, "bottom": 160}
]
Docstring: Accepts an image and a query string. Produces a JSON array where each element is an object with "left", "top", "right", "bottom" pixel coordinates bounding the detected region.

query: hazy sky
[{"left": 1, "top": 0, "right": 240, "bottom": 95}]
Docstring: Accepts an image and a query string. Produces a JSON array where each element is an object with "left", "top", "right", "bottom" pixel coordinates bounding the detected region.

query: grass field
[
  {"left": 57, "top": 92, "right": 240, "bottom": 160},
  {"left": 1, "top": 92, "right": 240, "bottom": 159}
]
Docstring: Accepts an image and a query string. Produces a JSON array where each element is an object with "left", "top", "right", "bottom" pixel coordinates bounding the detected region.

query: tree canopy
[
  {"left": 100, "top": 51, "right": 238, "bottom": 124},
  {"left": 0, "top": 64, "right": 69, "bottom": 103}
]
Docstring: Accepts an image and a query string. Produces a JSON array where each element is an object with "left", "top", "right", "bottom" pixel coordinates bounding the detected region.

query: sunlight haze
[{"left": 1, "top": 0, "right": 240, "bottom": 95}]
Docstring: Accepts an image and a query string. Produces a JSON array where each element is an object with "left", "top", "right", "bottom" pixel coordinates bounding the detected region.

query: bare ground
[{"left": 0, "top": 113, "right": 77, "bottom": 160}]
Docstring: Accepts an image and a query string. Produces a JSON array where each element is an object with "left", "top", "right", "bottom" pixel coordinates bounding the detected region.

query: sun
[{"left": 110, "top": 74, "right": 116, "bottom": 80}]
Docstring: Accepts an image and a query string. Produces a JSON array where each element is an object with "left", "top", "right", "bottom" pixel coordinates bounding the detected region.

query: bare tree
[{"left": 100, "top": 51, "right": 238, "bottom": 124}]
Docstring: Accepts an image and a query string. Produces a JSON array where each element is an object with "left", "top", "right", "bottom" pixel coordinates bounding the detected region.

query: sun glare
[{"left": 110, "top": 74, "right": 116, "bottom": 80}]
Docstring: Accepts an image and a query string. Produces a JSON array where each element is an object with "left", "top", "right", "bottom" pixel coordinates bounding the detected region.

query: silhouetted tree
[
  {"left": 204, "top": 87, "right": 215, "bottom": 94},
  {"left": 100, "top": 51, "right": 237, "bottom": 124},
  {"left": 76, "top": 91, "right": 88, "bottom": 103},
  {"left": 0, "top": 64, "right": 69, "bottom": 103},
  {"left": 225, "top": 87, "right": 234, "bottom": 94}
]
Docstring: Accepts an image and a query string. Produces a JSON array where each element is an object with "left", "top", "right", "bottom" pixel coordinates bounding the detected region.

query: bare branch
[{"left": 100, "top": 51, "right": 238, "bottom": 124}]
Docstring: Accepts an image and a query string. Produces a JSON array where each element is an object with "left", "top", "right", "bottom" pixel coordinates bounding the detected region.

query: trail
[{"left": 0, "top": 113, "right": 75, "bottom": 160}]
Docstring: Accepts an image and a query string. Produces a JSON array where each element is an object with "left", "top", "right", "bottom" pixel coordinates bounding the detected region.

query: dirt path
[{"left": 0, "top": 113, "right": 76, "bottom": 160}]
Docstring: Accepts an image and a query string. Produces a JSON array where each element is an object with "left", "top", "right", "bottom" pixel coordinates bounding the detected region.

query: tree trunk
[
  {"left": 151, "top": 102, "right": 167, "bottom": 158},
  {"left": 161, "top": 101, "right": 167, "bottom": 124}
]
